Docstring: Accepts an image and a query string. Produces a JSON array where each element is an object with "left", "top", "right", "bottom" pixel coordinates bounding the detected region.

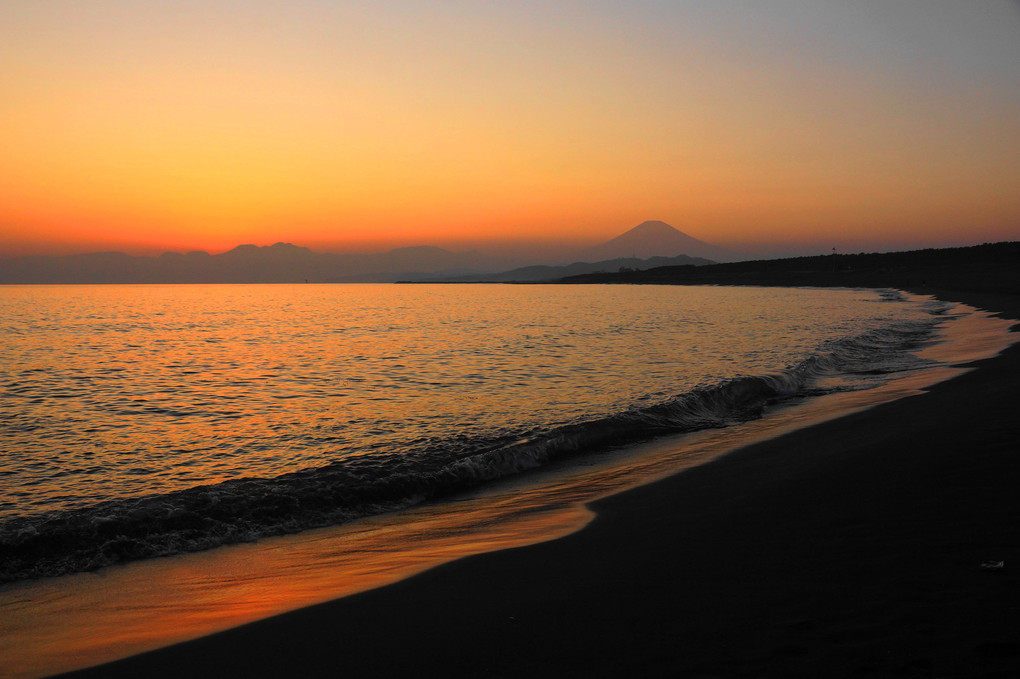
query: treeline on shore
[{"left": 556, "top": 241, "right": 1020, "bottom": 295}]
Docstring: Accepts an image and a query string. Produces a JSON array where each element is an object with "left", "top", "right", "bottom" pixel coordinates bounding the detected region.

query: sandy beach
[{"left": 54, "top": 286, "right": 1019, "bottom": 678}]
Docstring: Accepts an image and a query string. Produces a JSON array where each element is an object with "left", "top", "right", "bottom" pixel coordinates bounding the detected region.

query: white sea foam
[{"left": 0, "top": 284, "right": 954, "bottom": 582}]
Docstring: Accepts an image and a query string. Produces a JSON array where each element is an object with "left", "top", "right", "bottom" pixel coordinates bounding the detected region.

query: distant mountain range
[
  {"left": 0, "top": 221, "right": 730, "bottom": 284},
  {"left": 0, "top": 243, "right": 511, "bottom": 284}
]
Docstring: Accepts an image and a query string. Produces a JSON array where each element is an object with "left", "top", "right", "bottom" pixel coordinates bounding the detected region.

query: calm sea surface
[{"left": 0, "top": 284, "right": 949, "bottom": 582}]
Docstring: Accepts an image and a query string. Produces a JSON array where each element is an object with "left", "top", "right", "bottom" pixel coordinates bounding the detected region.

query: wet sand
[{"left": 61, "top": 289, "right": 1020, "bottom": 678}]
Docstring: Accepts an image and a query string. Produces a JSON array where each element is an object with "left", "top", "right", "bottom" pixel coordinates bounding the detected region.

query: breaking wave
[{"left": 0, "top": 310, "right": 947, "bottom": 584}]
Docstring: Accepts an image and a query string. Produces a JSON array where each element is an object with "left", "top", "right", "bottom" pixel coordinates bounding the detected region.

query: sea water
[{"left": 1, "top": 284, "right": 951, "bottom": 584}]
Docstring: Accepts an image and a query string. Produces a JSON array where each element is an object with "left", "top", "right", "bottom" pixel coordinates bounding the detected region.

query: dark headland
[
  {"left": 555, "top": 241, "right": 1020, "bottom": 293},
  {"left": 61, "top": 243, "right": 1020, "bottom": 678}
]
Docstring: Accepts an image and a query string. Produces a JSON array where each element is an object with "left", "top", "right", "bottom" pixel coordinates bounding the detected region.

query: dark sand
[{"left": 62, "top": 289, "right": 1020, "bottom": 679}]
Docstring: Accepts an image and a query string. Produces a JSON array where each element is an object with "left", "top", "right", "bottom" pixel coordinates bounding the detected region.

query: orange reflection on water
[
  {"left": 1, "top": 301, "right": 1016, "bottom": 679},
  {"left": 0, "top": 486, "right": 594, "bottom": 679},
  {"left": 0, "top": 378, "right": 956, "bottom": 679}
]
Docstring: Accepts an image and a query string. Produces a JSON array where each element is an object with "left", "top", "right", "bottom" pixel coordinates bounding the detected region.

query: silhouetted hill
[
  {"left": 555, "top": 242, "right": 1020, "bottom": 295},
  {"left": 416, "top": 254, "right": 714, "bottom": 283},
  {"left": 577, "top": 220, "right": 738, "bottom": 262}
]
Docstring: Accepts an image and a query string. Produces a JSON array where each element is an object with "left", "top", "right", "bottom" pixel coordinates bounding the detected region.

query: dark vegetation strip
[{"left": 554, "top": 241, "right": 1020, "bottom": 295}]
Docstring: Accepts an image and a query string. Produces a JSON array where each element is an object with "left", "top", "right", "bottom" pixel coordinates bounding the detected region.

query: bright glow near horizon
[{"left": 2, "top": 1, "right": 1019, "bottom": 258}]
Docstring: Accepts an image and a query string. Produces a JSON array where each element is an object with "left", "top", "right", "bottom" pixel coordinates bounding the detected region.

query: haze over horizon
[{"left": 3, "top": 1, "right": 1018, "bottom": 260}]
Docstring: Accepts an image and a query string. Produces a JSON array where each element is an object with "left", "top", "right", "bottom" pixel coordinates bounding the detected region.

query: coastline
[{"left": 54, "top": 287, "right": 1020, "bottom": 678}]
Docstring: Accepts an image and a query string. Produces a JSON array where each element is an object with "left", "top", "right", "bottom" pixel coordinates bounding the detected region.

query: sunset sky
[{"left": 2, "top": 1, "right": 1018, "bottom": 259}]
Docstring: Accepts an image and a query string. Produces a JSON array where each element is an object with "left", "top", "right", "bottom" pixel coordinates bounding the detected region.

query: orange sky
[{"left": 2, "top": 1, "right": 1018, "bottom": 259}]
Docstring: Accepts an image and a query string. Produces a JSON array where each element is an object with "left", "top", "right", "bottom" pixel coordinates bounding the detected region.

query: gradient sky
[{"left": 2, "top": 0, "right": 1018, "bottom": 258}]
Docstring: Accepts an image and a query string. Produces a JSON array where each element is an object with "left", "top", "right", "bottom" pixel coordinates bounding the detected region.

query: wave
[{"left": 0, "top": 306, "right": 948, "bottom": 584}]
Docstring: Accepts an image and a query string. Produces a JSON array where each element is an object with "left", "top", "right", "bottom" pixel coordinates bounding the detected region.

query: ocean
[{"left": 1, "top": 283, "right": 952, "bottom": 585}]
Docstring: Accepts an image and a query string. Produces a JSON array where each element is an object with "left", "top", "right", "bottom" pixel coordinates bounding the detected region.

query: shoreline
[
  {"left": 2, "top": 288, "right": 978, "bottom": 679},
  {"left": 53, "top": 287, "right": 1020, "bottom": 678}
]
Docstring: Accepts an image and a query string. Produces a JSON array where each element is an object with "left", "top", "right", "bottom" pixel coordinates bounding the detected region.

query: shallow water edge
[{"left": 1, "top": 295, "right": 1016, "bottom": 679}]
